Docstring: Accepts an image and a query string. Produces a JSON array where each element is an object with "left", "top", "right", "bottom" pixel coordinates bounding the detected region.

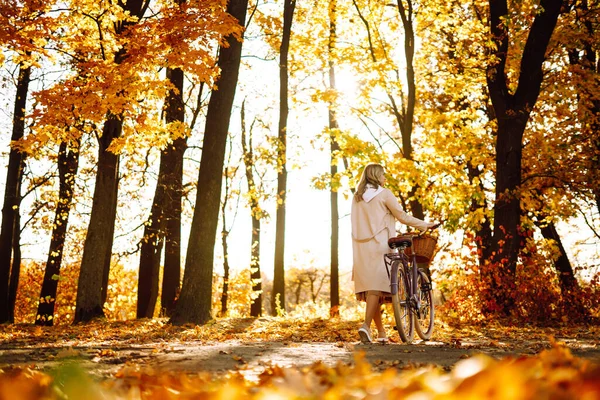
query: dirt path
[{"left": 2, "top": 335, "right": 599, "bottom": 379}]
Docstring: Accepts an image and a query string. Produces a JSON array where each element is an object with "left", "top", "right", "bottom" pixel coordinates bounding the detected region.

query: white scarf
[{"left": 362, "top": 183, "right": 383, "bottom": 203}]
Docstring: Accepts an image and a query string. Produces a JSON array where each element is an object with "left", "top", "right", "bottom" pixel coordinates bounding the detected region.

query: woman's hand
[{"left": 427, "top": 221, "right": 442, "bottom": 230}]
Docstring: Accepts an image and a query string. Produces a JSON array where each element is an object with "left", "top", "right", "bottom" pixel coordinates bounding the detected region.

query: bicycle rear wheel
[
  {"left": 391, "top": 262, "right": 414, "bottom": 343},
  {"left": 414, "top": 270, "right": 435, "bottom": 340}
]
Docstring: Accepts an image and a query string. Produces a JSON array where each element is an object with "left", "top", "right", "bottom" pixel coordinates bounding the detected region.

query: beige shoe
[{"left": 358, "top": 327, "right": 373, "bottom": 343}]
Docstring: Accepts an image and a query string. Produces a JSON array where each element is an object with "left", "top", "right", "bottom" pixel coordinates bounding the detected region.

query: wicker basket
[{"left": 405, "top": 234, "right": 438, "bottom": 263}]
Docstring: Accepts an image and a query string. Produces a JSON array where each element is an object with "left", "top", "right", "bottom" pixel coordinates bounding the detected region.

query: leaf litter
[{"left": 0, "top": 317, "right": 598, "bottom": 399}]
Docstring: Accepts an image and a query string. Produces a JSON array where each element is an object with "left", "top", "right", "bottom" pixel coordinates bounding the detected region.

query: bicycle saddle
[{"left": 388, "top": 235, "right": 412, "bottom": 249}]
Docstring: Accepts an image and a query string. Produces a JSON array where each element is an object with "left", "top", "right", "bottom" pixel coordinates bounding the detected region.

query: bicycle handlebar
[
  {"left": 416, "top": 221, "right": 443, "bottom": 237},
  {"left": 428, "top": 221, "right": 443, "bottom": 230},
  {"left": 395, "top": 220, "right": 443, "bottom": 237}
]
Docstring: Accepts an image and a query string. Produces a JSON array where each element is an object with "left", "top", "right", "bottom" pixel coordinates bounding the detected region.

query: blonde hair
[{"left": 354, "top": 163, "right": 385, "bottom": 202}]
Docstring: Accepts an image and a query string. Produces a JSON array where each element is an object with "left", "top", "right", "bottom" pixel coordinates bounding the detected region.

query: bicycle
[{"left": 384, "top": 229, "right": 438, "bottom": 343}]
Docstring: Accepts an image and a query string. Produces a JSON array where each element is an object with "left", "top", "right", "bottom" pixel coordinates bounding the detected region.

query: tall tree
[
  {"left": 7, "top": 202, "right": 22, "bottom": 323},
  {"left": 219, "top": 152, "right": 239, "bottom": 316},
  {"left": 160, "top": 67, "right": 187, "bottom": 317},
  {"left": 351, "top": 0, "right": 425, "bottom": 219},
  {"left": 272, "top": 0, "right": 296, "bottom": 315},
  {"left": 137, "top": 0, "right": 190, "bottom": 318},
  {"left": 75, "top": 0, "right": 151, "bottom": 322},
  {"left": 484, "top": 0, "right": 564, "bottom": 313},
  {"left": 327, "top": 0, "right": 340, "bottom": 317},
  {"left": 240, "top": 100, "right": 263, "bottom": 317},
  {"left": 219, "top": 167, "right": 232, "bottom": 316},
  {"left": 535, "top": 219, "right": 584, "bottom": 298},
  {"left": 0, "top": 63, "right": 31, "bottom": 323},
  {"left": 36, "top": 138, "right": 80, "bottom": 325},
  {"left": 136, "top": 175, "right": 165, "bottom": 319},
  {"left": 170, "top": 0, "right": 248, "bottom": 325},
  {"left": 137, "top": 66, "right": 186, "bottom": 319},
  {"left": 417, "top": 0, "right": 495, "bottom": 263}
]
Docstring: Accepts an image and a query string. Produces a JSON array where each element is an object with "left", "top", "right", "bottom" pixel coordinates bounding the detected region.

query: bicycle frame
[
  {"left": 384, "top": 241, "right": 419, "bottom": 310},
  {"left": 385, "top": 233, "right": 436, "bottom": 343}
]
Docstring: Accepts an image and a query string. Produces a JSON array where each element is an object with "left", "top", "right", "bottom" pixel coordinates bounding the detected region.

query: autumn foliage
[
  {"left": 14, "top": 261, "right": 138, "bottom": 324},
  {"left": 436, "top": 232, "right": 600, "bottom": 325},
  {"left": 1, "top": 4, "right": 600, "bottom": 398}
]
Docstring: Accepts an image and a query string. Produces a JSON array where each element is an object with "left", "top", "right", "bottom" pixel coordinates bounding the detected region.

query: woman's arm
[{"left": 383, "top": 190, "right": 436, "bottom": 231}]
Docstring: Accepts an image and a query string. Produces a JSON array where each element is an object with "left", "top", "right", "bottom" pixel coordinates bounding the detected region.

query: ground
[{"left": 1, "top": 317, "right": 599, "bottom": 381}]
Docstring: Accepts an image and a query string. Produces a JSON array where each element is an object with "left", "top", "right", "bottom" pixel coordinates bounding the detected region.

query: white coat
[{"left": 351, "top": 186, "right": 434, "bottom": 295}]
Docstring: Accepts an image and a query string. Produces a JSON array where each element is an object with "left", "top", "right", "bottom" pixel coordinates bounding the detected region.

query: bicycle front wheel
[
  {"left": 414, "top": 270, "right": 435, "bottom": 340},
  {"left": 391, "top": 262, "right": 414, "bottom": 343}
]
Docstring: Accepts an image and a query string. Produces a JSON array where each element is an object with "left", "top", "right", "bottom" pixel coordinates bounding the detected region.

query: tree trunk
[
  {"left": 327, "top": 0, "right": 340, "bottom": 318},
  {"left": 249, "top": 215, "right": 262, "bottom": 316},
  {"left": 101, "top": 155, "right": 120, "bottom": 307},
  {"left": 484, "top": 0, "right": 563, "bottom": 314},
  {"left": 272, "top": 0, "right": 296, "bottom": 315},
  {"left": 138, "top": 68, "right": 186, "bottom": 320},
  {"left": 467, "top": 162, "right": 493, "bottom": 265},
  {"left": 7, "top": 206, "right": 22, "bottom": 323},
  {"left": 137, "top": 182, "right": 165, "bottom": 318},
  {"left": 537, "top": 222, "right": 578, "bottom": 291},
  {"left": 536, "top": 220, "right": 590, "bottom": 319},
  {"left": 0, "top": 63, "right": 30, "bottom": 323},
  {"left": 394, "top": 0, "right": 426, "bottom": 220},
  {"left": 394, "top": 0, "right": 433, "bottom": 279},
  {"left": 161, "top": 67, "right": 186, "bottom": 317},
  {"left": 170, "top": 0, "right": 249, "bottom": 325},
  {"left": 75, "top": 115, "right": 122, "bottom": 322},
  {"left": 137, "top": 67, "right": 186, "bottom": 320},
  {"left": 138, "top": 0, "right": 188, "bottom": 319},
  {"left": 220, "top": 229, "right": 230, "bottom": 316},
  {"left": 240, "top": 100, "right": 262, "bottom": 317},
  {"left": 219, "top": 166, "right": 232, "bottom": 316},
  {"left": 36, "top": 140, "right": 80, "bottom": 326}
]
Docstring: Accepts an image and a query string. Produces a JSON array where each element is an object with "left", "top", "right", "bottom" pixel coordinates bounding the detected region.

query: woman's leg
[
  {"left": 373, "top": 305, "right": 387, "bottom": 339},
  {"left": 362, "top": 291, "right": 381, "bottom": 330}
]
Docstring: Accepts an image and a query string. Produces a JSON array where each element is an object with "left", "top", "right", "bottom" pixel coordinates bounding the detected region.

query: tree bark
[
  {"left": 535, "top": 219, "right": 590, "bottom": 319},
  {"left": 240, "top": 100, "right": 262, "bottom": 317},
  {"left": 467, "top": 162, "right": 493, "bottom": 264},
  {"left": 219, "top": 165, "right": 232, "bottom": 316},
  {"left": 75, "top": 115, "right": 122, "bottom": 322},
  {"left": 137, "top": 65, "right": 186, "bottom": 319},
  {"left": 161, "top": 67, "right": 186, "bottom": 317},
  {"left": 137, "top": 180, "right": 165, "bottom": 318},
  {"left": 537, "top": 222, "right": 578, "bottom": 291},
  {"left": 220, "top": 228, "right": 230, "bottom": 316},
  {"left": 485, "top": 0, "right": 563, "bottom": 314},
  {"left": 249, "top": 213, "right": 262, "bottom": 316},
  {"left": 0, "top": 63, "right": 30, "bottom": 323},
  {"left": 36, "top": 140, "right": 80, "bottom": 325},
  {"left": 170, "top": 0, "right": 248, "bottom": 325},
  {"left": 272, "top": 0, "right": 296, "bottom": 315},
  {"left": 328, "top": 0, "right": 340, "bottom": 318},
  {"left": 7, "top": 205, "right": 22, "bottom": 323}
]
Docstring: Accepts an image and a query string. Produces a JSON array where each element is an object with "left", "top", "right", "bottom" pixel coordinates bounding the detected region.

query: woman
[{"left": 351, "top": 163, "right": 437, "bottom": 343}]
